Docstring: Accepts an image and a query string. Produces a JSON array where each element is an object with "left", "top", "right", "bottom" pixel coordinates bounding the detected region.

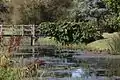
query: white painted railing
[{"left": 0, "top": 25, "right": 39, "bottom": 36}]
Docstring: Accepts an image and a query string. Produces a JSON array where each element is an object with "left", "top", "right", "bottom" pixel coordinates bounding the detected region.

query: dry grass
[{"left": 87, "top": 32, "right": 120, "bottom": 51}]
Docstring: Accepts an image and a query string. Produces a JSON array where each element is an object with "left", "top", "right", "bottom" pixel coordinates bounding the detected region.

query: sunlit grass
[
  {"left": 37, "top": 37, "right": 86, "bottom": 50},
  {"left": 87, "top": 32, "right": 120, "bottom": 51},
  {"left": 87, "top": 39, "right": 110, "bottom": 51}
]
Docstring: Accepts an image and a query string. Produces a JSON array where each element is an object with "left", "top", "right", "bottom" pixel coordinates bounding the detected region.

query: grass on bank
[
  {"left": 87, "top": 32, "right": 120, "bottom": 54},
  {"left": 37, "top": 32, "right": 120, "bottom": 54},
  {"left": 37, "top": 37, "right": 86, "bottom": 50},
  {"left": 37, "top": 36, "right": 110, "bottom": 51}
]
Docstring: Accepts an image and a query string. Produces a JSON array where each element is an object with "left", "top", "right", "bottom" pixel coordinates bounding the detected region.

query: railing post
[
  {"left": 22, "top": 25, "right": 24, "bottom": 36},
  {"left": 0, "top": 25, "right": 2, "bottom": 36},
  {"left": 0, "top": 25, "right": 3, "bottom": 46},
  {"left": 32, "top": 25, "right": 35, "bottom": 46},
  {"left": 32, "top": 25, "right": 35, "bottom": 57}
]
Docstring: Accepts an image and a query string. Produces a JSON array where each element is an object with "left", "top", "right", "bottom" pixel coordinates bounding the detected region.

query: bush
[{"left": 39, "top": 21, "right": 103, "bottom": 44}]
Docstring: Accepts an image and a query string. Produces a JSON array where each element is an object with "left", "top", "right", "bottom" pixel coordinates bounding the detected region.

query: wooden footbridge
[
  {"left": 0, "top": 25, "right": 46, "bottom": 36},
  {"left": 0, "top": 25, "right": 47, "bottom": 46},
  {"left": 0, "top": 25, "right": 53, "bottom": 56}
]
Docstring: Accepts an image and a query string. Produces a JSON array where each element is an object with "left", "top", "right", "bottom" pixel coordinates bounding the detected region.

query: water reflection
[
  {"left": 47, "top": 67, "right": 112, "bottom": 80},
  {"left": 72, "top": 68, "right": 85, "bottom": 78}
]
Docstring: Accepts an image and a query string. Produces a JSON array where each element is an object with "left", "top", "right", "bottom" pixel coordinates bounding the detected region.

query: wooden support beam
[
  {"left": 32, "top": 25, "right": 35, "bottom": 57},
  {"left": 22, "top": 25, "right": 24, "bottom": 36},
  {"left": 1, "top": 34, "right": 47, "bottom": 37},
  {"left": 0, "top": 25, "right": 3, "bottom": 36}
]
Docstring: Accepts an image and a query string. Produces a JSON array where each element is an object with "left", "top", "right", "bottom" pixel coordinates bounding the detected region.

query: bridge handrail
[{"left": 0, "top": 25, "right": 43, "bottom": 36}]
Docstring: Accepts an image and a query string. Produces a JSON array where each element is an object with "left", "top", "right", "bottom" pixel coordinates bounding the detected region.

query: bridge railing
[{"left": 0, "top": 25, "right": 40, "bottom": 36}]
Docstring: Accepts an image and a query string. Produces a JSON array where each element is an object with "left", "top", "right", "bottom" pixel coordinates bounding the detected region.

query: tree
[
  {"left": 0, "top": 0, "right": 12, "bottom": 24},
  {"left": 103, "top": 0, "right": 120, "bottom": 33},
  {"left": 70, "top": 0, "right": 120, "bottom": 33},
  {"left": 19, "top": 0, "right": 72, "bottom": 24},
  {"left": 104, "top": 0, "right": 120, "bottom": 17},
  {"left": 67, "top": 0, "right": 110, "bottom": 35},
  {"left": 70, "top": 0, "right": 108, "bottom": 23}
]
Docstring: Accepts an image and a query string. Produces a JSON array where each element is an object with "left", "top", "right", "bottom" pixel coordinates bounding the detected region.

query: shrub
[{"left": 39, "top": 21, "right": 103, "bottom": 44}]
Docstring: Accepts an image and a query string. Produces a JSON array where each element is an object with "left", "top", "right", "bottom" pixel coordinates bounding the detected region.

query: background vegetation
[
  {"left": 0, "top": 0, "right": 119, "bottom": 50},
  {"left": 0, "top": 0, "right": 120, "bottom": 79}
]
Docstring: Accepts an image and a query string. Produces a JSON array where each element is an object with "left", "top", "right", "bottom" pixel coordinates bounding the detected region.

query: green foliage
[
  {"left": 70, "top": 0, "right": 120, "bottom": 34},
  {"left": 103, "top": 0, "right": 120, "bottom": 32},
  {"left": 39, "top": 21, "right": 103, "bottom": 44},
  {"left": 19, "top": 0, "right": 72, "bottom": 24},
  {"left": 19, "top": 0, "right": 42, "bottom": 24},
  {"left": 104, "top": 0, "right": 120, "bottom": 16},
  {"left": 104, "top": 15, "right": 120, "bottom": 33},
  {"left": 0, "top": 0, "right": 13, "bottom": 24},
  {"left": 0, "top": 68, "right": 20, "bottom": 80},
  {"left": 70, "top": 0, "right": 108, "bottom": 22}
]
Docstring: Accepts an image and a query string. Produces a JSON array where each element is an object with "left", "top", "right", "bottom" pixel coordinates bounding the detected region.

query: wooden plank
[{"left": 2, "top": 34, "right": 47, "bottom": 37}]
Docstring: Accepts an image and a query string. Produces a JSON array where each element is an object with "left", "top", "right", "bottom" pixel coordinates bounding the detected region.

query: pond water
[
  {"left": 45, "top": 67, "right": 111, "bottom": 80},
  {"left": 42, "top": 56, "right": 120, "bottom": 80},
  {"left": 13, "top": 50, "right": 120, "bottom": 80}
]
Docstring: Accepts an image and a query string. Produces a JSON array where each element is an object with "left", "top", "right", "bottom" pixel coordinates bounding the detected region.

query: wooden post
[
  {"left": 32, "top": 25, "right": 35, "bottom": 46},
  {"left": 32, "top": 25, "right": 35, "bottom": 57},
  {"left": 22, "top": 25, "right": 24, "bottom": 36},
  {"left": 0, "top": 25, "right": 3, "bottom": 43},
  {"left": 0, "top": 25, "right": 2, "bottom": 36}
]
